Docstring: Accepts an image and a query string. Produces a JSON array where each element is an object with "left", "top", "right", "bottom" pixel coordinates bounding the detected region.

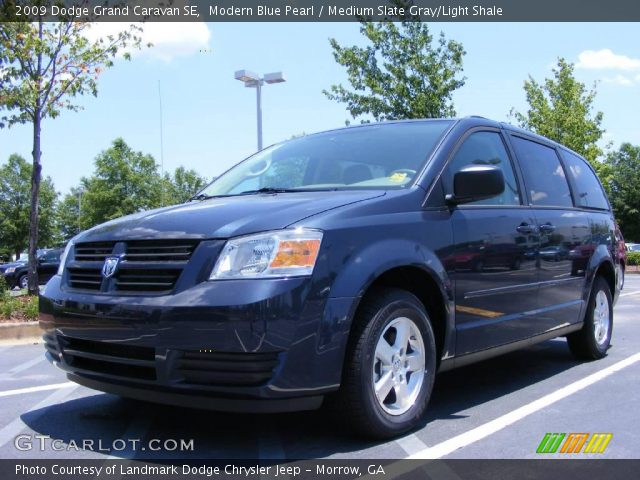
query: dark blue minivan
[{"left": 40, "top": 117, "right": 623, "bottom": 438}]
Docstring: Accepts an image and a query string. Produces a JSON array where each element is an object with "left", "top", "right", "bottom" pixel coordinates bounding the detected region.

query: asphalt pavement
[{"left": 0, "top": 276, "right": 638, "bottom": 460}]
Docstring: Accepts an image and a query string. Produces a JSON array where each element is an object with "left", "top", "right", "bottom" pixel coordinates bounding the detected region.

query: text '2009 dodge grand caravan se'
[{"left": 40, "top": 117, "right": 624, "bottom": 438}]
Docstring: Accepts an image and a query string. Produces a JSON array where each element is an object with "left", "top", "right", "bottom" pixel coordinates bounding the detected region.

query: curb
[{"left": 0, "top": 321, "right": 42, "bottom": 344}]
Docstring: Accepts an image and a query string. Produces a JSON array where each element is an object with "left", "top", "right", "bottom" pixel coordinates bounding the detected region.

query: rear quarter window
[{"left": 561, "top": 150, "right": 610, "bottom": 210}]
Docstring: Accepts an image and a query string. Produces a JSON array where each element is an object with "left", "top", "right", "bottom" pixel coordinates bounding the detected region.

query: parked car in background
[
  {"left": 41, "top": 117, "right": 622, "bottom": 438},
  {"left": 626, "top": 243, "right": 640, "bottom": 252},
  {"left": 2, "top": 249, "right": 63, "bottom": 289}
]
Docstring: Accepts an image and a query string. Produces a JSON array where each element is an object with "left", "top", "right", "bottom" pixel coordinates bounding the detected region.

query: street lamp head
[
  {"left": 264, "top": 72, "right": 286, "bottom": 84},
  {"left": 234, "top": 69, "right": 260, "bottom": 83}
]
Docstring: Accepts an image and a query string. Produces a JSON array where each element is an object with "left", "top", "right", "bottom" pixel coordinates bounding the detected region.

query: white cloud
[
  {"left": 83, "top": 22, "right": 211, "bottom": 62},
  {"left": 602, "top": 75, "right": 634, "bottom": 87},
  {"left": 576, "top": 49, "right": 640, "bottom": 71}
]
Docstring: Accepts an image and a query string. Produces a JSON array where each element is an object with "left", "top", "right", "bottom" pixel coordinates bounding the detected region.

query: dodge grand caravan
[{"left": 40, "top": 117, "right": 623, "bottom": 438}]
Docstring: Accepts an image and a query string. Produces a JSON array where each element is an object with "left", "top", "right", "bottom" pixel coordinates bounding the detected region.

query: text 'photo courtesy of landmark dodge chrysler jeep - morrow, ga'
[{"left": 40, "top": 117, "right": 624, "bottom": 438}]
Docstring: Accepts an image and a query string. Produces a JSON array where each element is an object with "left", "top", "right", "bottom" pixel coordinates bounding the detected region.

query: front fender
[
  {"left": 329, "top": 238, "right": 451, "bottom": 300},
  {"left": 326, "top": 238, "right": 455, "bottom": 363}
]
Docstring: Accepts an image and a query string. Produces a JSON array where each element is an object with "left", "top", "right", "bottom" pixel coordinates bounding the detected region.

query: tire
[
  {"left": 18, "top": 274, "right": 28, "bottom": 290},
  {"left": 567, "top": 276, "right": 613, "bottom": 360},
  {"left": 331, "top": 288, "right": 437, "bottom": 439}
]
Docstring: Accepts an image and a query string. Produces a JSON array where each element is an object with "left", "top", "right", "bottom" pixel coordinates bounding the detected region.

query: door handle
[
  {"left": 517, "top": 223, "right": 537, "bottom": 234},
  {"left": 539, "top": 223, "right": 556, "bottom": 234}
]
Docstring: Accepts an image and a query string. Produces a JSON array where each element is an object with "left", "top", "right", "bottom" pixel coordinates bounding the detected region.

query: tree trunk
[{"left": 28, "top": 112, "right": 42, "bottom": 295}]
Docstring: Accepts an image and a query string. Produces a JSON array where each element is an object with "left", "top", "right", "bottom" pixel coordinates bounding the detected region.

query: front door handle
[
  {"left": 517, "top": 223, "right": 537, "bottom": 234},
  {"left": 539, "top": 223, "right": 556, "bottom": 234}
]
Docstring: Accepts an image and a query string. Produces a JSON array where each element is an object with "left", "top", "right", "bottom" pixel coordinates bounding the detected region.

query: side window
[
  {"left": 510, "top": 137, "right": 573, "bottom": 207},
  {"left": 561, "top": 150, "right": 610, "bottom": 210},
  {"left": 446, "top": 131, "right": 520, "bottom": 206}
]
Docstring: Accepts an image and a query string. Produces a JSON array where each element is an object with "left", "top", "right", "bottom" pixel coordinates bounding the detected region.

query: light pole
[{"left": 234, "top": 70, "right": 286, "bottom": 151}]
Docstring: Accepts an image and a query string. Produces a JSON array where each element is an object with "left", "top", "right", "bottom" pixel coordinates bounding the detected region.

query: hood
[
  {"left": 1, "top": 261, "right": 26, "bottom": 270},
  {"left": 77, "top": 190, "right": 385, "bottom": 242}
]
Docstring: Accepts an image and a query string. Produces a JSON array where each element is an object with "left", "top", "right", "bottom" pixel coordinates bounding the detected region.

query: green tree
[
  {"left": 0, "top": 154, "right": 58, "bottom": 259},
  {"left": 0, "top": 15, "right": 142, "bottom": 293},
  {"left": 604, "top": 143, "right": 640, "bottom": 242},
  {"left": 79, "top": 139, "right": 162, "bottom": 228},
  {"left": 164, "top": 166, "right": 209, "bottom": 204},
  {"left": 324, "top": 13, "right": 465, "bottom": 122},
  {"left": 511, "top": 58, "right": 605, "bottom": 168},
  {"left": 56, "top": 186, "right": 83, "bottom": 242}
]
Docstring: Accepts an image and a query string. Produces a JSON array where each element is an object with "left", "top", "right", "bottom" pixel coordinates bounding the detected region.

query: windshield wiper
[
  {"left": 189, "top": 193, "right": 230, "bottom": 201},
  {"left": 237, "top": 187, "right": 301, "bottom": 195}
]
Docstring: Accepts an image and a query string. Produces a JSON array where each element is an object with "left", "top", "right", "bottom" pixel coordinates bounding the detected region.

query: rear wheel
[
  {"left": 332, "top": 288, "right": 436, "bottom": 438},
  {"left": 567, "top": 276, "right": 612, "bottom": 360},
  {"left": 18, "top": 273, "right": 28, "bottom": 290}
]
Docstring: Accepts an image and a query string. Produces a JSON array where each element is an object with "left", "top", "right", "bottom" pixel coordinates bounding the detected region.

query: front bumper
[{"left": 40, "top": 275, "right": 356, "bottom": 412}]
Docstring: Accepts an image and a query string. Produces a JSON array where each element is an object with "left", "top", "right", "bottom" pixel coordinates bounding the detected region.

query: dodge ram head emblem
[{"left": 101, "top": 256, "right": 121, "bottom": 278}]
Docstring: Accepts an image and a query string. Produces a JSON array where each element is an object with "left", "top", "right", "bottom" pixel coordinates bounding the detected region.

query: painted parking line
[
  {"left": 7, "top": 355, "right": 45, "bottom": 375},
  {"left": 395, "top": 433, "right": 429, "bottom": 456},
  {"left": 408, "top": 352, "right": 640, "bottom": 459},
  {"left": 0, "top": 382, "right": 75, "bottom": 399},
  {"left": 619, "top": 290, "right": 640, "bottom": 298},
  {"left": 0, "top": 384, "right": 79, "bottom": 448}
]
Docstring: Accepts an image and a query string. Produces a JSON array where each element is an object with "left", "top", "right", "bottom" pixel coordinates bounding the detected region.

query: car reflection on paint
[{"left": 540, "top": 245, "right": 570, "bottom": 262}]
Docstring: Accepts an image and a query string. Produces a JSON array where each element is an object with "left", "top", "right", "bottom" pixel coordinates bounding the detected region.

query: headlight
[
  {"left": 5, "top": 267, "right": 15, "bottom": 274},
  {"left": 57, "top": 240, "right": 75, "bottom": 276},
  {"left": 210, "top": 229, "right": 323, "bottom": 279}
]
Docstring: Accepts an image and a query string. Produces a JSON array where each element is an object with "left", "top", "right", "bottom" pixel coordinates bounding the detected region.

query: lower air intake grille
[
  {"left": 176, "top": 351, "right": 280, "bottom": 387},
  {"left": 59, "top": 336, "right": 157, "bottom": 381}
]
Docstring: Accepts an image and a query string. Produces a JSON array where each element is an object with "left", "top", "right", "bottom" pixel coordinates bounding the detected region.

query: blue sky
[{"left": 1, "top": 22, "right": 639, "bottom": 196}]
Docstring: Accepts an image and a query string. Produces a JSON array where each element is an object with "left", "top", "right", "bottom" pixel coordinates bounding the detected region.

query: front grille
[
  {"left": 115, "top": 269, "right": 182, "bottom": 293},
  {"left": 176, "top": 351, "right": 280, "bottom": 387},
  {"left": 67, "top": 240, "right": 199, "bottom": 294},
  {"left": 74, "top": 242, "right": 116, "bottom": 263},
  {"left": 59, "top": 335, "right": 157, "bottom": 381},
  {"left": 124, "top": 240, "right": 198, "bottom": 263},
  {"left": 68, "top": 267, "right": 102, "bottom": 290}
]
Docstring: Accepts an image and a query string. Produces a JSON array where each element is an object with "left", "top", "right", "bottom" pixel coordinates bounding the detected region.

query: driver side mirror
[{"left": 446, "top": 165, "right": 505, "bottom": 205}]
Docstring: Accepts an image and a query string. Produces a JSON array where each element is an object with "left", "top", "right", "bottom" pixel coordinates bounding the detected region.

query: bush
[
  {"left": 0, "top": 298, "right": 19, "bottom": 318},
  {"left": 627, "top": 251, "right": 640, "bottom": 266},
  {"left": 23, "top": 296, "right": 39, "bottom": 320},
  {"left": 0, "top": 276, "right": 8, "bottom": 302}
]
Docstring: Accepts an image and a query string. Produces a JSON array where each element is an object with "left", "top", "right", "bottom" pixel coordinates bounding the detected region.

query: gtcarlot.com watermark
[{"left": 14, "top": 434, "right": 194, "bottom": 452}]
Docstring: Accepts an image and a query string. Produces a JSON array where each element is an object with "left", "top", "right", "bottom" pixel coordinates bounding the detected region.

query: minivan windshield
[{"left": 196, "top": 121, "right": 452, "bottom": 198}]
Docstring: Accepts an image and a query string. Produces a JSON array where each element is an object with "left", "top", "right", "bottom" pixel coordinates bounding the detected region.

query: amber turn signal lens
[{"left": 270, "top": 239, "right": 321, "bottom": 269}]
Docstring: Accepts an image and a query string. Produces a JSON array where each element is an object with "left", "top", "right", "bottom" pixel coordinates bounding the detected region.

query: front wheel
[
  {"left": 332, "top": 289, "right": 437, "bottom": 439},
  {"left": 567, "top": 276, "right": 613, "bottom": 360},
  {"left": 18, "top": 274, "right": 28, "bottom": 290}
]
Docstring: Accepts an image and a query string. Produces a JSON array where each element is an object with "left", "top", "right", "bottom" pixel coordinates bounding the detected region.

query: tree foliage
[
  {"left": 54, "top": 139, "right": 210, "bottom": 235},
  {"left": 56, "top": 186, "right": 83, "bottom": 242},
  {"left": 0, "top": 154, "right": 58, "bottom": 257},
  {"left": 163, "top": 166, "right": 209, "bottom": 204},
  {"left": 511, "top": 58, "right": 605, "bottom": 167},
  {"left": 79, "top": 139, "right": 162, "bottom": 228},
  {"left": 604, "top": 143, "right": 640, "bottom": 242},
  {"left": 324, "top": 14, "right": 466, "bottom": 122},
  {"left": 0, "top": 15, "right": 142, "bottom": 293}
]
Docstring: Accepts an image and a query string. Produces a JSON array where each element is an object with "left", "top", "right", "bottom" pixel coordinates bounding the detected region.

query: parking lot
[{"left": 0, "top": 276, "right": 639, "bottom": 461}]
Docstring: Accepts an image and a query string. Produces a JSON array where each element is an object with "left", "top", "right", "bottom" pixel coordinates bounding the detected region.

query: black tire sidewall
[{"left": 356, "top": 294, "right": 436, "bottom": 436}]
